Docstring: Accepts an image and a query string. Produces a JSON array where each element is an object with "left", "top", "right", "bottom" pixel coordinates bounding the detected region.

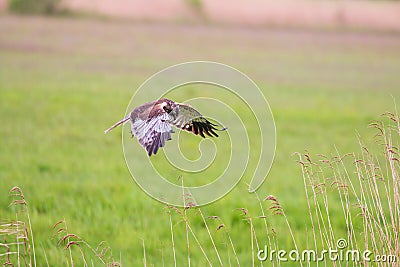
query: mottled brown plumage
[{"left": 105, "top": 98, "right": 225, "bottom": 156}]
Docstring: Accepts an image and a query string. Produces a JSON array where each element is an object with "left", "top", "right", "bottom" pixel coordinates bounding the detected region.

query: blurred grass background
[{"left": 1, "top": 2, "right": 400, "bottom": 264}]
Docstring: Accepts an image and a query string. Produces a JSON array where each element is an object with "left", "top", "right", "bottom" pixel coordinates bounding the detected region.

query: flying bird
[{"left": 105, "top": 98, "right": 225, "bottom": 156}]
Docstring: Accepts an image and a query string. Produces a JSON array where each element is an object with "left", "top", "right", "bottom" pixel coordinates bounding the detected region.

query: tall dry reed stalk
[
  {"left": 296, "top": 111, "right": 399, "bottom": 265},
  {"left": 0, "top": 186, "right": 37, "bottom": 266},
  {"left": 53, "top": 219, "right": 122, "bottom": 266}
]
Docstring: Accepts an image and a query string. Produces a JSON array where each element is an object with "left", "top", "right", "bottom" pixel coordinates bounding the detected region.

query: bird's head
[{"left": 159, "top": 98, "right": 177, "bottom": 113}]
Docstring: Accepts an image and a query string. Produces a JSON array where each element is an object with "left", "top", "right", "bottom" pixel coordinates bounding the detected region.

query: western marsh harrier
[{"left": 105, "top": 99, "right": 225, "bottom": 156}]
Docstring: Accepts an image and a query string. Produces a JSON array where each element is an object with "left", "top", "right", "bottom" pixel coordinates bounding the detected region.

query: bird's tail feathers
[{"left": 104, "top": 116, "right": 130, "bottom": 134}]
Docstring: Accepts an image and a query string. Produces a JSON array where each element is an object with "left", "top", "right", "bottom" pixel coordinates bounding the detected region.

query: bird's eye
[{"left": 163, "top": 105, "right": 170, "bottom": 112}]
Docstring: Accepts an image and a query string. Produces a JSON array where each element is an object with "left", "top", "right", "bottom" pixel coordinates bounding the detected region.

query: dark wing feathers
[
  {"left": 169, "top": 104, "right": 220, "bottom": 138},
  {"left": 183, "top": 119, "right": 219, "bottom": 138}
]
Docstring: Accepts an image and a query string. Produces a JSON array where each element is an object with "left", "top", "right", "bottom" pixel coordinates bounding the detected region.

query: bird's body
[{"left": 105, "top": 98, "right": 224, "bottom": 156}]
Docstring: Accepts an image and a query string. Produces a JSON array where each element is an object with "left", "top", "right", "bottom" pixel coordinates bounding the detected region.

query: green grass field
[{"left": 1, "top": 15, "right": 400, "bottom": 265}]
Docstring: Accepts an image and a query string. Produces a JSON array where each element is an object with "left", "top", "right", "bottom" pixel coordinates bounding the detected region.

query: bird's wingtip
[{"left": 215, "top": 126, "right": 227, "bottom": 132}]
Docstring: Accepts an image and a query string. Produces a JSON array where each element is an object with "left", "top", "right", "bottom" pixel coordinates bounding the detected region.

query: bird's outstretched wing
[
  {"left": 131, "top": 113, "right": 174, "bottom": 156},
  {"left": 169, "top": 103, "right": 222, "bottom": 138}
]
